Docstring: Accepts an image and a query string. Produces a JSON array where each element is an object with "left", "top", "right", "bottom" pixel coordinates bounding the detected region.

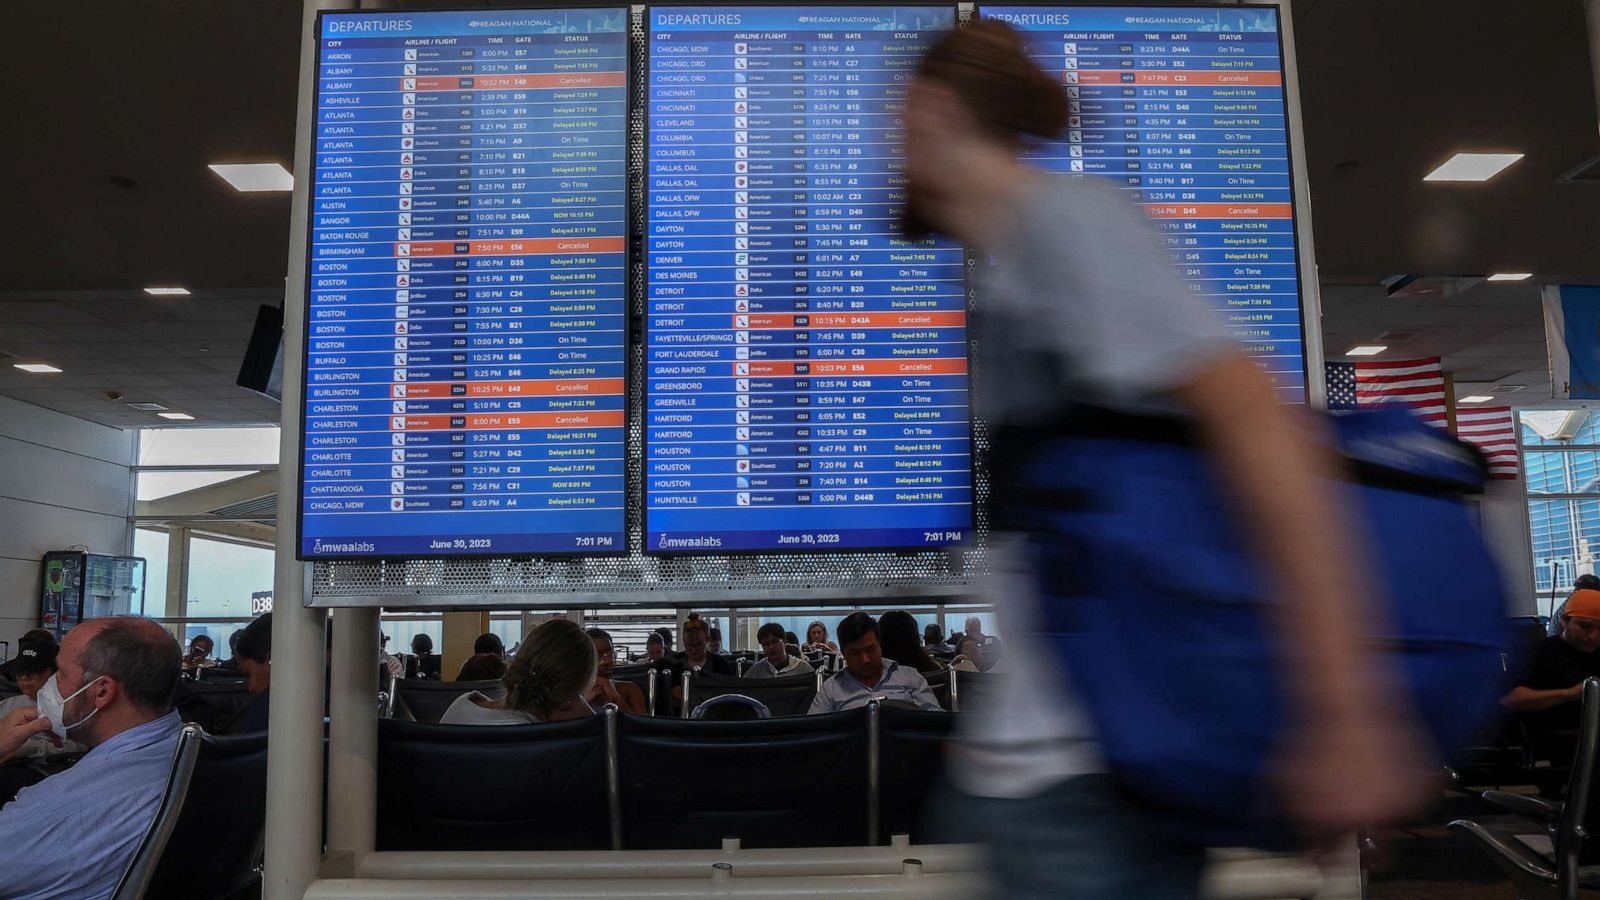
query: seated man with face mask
[{"left": 0, "top": 616, "right": 184, "bottom": 899}]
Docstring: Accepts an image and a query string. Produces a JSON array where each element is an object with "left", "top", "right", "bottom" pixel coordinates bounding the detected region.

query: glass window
[
  {"left": 942, "top": 610, "right": 1000, "bottom": 642},
  {"left": 1524, "top": 452, "right": 1600, "bottom": 495},
  {"left": 137, "top": 470, "right": 263, "bottom": 502},
  {"left": 382, "top": 617, "right": 444, "bottom": 658},
  {"left": 134, "top": 528, "right": 169, "bottom": 611},
  {"left": 185, "top": 622, "right": 249, "bottom": 660},
  {"left": 139, "top": 426, "right": 280, "bottom": 466},
  {"left": 489, "top": 617, "right": 522, "bottom": 653},
  {"left": 186, "top": 535, "right": 276, "bottom": 618}
]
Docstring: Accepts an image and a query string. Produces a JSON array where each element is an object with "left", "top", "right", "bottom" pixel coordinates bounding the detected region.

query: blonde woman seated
[{"left": 440, "top": 619, "right": 597, "bottom": 725}]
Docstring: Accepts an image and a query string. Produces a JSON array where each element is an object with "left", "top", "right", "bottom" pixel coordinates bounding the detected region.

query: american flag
[
  {"left": 1455, "top": 406, "right": 1521, "bottom": 479},
  {"left": 1325, "top": 358, "right": 1448, "bottom": 427}
]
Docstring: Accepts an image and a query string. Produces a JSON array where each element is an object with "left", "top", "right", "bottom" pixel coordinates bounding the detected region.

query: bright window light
[
  {"left": 1423, "top": 153, "right": 1524, "bottom": 182},
  {"left": 1346, "top": 345, "right": 1387, "bottom": 357},
  {"left": 1459, "top": 395, "right": 1496, "bottom": 404},
  {"left": 13, "top": 363, "right": 62, "bottom": 373},
  {"left": 144, "top": 287, "right": 191, "bottom": 296},
  {"left": 1487, "top": 273, "right": 1533, "bottom": 282},
  {"left": 157, "top": 412, "right": 196, "bottom": 420},
  {"left": 208, "top": 163, "right": 293, "bottom": 192}
]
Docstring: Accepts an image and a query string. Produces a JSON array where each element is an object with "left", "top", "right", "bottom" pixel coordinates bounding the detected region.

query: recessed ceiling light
[
  {"left": 1459, "top": 395, "right": 1495, "bottom": 404},
  {"left": 1423, "top": 152, "right": 1524, "bottom": 182},
  {"left": 144, "top": 287, "right": 191, "bottom": 296},
  {"left": 1346, "top": 345, "right": 1387, "bottom": 357},
  {"left": 207, "top": 163, "right": 293, "bottom": 192},
  {"left": 13, "top": 363, "right": 62, "bottom": 374},
  {"left": 1487, "top": 273, "right": 1533, "bottom": 282},
  {"left": 157, "top": 412, "right": 196, "bottom": 420}
]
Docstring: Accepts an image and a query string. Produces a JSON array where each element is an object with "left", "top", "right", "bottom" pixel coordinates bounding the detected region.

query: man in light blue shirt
[
  {"left": 0, "top": 616, "right": 184, "bottom": 899},
  {"left": 809, "top": 613, "right": 942, "bottom": 713}
]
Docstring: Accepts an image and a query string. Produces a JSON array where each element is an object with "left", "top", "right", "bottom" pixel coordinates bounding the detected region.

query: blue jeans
[{"left": 950, "top": 775, "right": 1206, "bottom": 900}]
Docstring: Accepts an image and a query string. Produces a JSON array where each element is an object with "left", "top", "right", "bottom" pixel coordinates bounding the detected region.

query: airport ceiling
[{"left": 0, "top": 0, "right": 1595, "bottom": 427}]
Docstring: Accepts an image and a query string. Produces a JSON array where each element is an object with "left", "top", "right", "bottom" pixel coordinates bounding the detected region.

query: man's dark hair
[
  {"left": 646, "top": 633, "right": 664, "bottom": 648},
  {"left": 757, "top": 622, "right": 786, "bottom": 644},
  {"left": 836, "top": 612, "right": 878, "bottom": 648},
  {"left": 709, "top": 627, "right": 722, "bottom": 642},
  {"left": 457, "top": 652, "right": 508, "bottom": 682},
  {"left": 79, "top": 617, "right": 181, "bottom": 712},
  {"left": 228, "top": 629, "right": 243, "bottom": 653},
  {"left": 1578, "top": 574, "right": 1600, "bottom": 592},
  {"left": 924, "top": 623, "right": 944, "bottom": 644},
  {"left": 585, "top": 627, "right": 613, "bottom": 643},
  {"left": 653, "top": 626, "right": 674, "bottom": 649},
  {"left": 412, "top": 633, "right": 434, "bottom": 655},
  {"left": 236, "top": 614, "right": 272, "bottom": 664},
  {"left": 784, "top": 631, "right": 799, "bottom": 646},
  {"left": 473, "top": 632, "right": 504, "bottom": 656}
]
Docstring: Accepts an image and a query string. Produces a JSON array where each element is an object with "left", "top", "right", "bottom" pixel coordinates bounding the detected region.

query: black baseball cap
[{"left": 12, "top": 640, "right": 58, "bottom": 674}]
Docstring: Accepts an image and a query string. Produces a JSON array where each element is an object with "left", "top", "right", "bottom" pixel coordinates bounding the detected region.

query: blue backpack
[{"left": 992, "top": 406, "right": 1508, "bottom": 846}]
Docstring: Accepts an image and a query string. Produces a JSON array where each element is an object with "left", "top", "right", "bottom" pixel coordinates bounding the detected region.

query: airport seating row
[{"left": 376, "top": 703, "right": 955, "bottom": 852}]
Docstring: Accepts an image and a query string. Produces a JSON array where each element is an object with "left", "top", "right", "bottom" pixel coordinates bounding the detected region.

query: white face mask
[{"left": 36, "top": 673, "right": 104, "bottom": 741}]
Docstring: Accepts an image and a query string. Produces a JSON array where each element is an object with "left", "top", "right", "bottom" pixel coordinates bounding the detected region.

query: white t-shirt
[
  {"left": 952, "top": 176, "right": 1235, "bottom": 799},
  {"left": 438, "top": 691, "right": 536, "bottom": 726}
]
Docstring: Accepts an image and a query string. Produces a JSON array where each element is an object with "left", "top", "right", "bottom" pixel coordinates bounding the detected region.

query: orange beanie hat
[{"left": 1567, "top": 589, "right": 1600, "bottom": 621}]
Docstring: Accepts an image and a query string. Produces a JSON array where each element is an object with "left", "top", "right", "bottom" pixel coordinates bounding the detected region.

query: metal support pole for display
[
  {"left": 327, "top": 608, "right": 380, "bottom": 865},
  {"left": 263, "top": 3, "right": 354, "bottom": 898}
]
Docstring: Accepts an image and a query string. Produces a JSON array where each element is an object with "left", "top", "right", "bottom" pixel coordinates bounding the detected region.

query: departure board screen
[
  {"left": 983, "top": 5, "right": 1307, "bottom": 400},
  {"left": 645, "top": 6, "right": 972, "bottom": 554},
  {"left": 301, "top": 9, "right": 629, "bottom": 559}
]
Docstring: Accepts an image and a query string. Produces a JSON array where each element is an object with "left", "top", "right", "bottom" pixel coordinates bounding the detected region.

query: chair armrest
[
  {"left": 1447, "top": 819, "right": 1557, "bottom": 883},
  {"left": 1480, "top": 791, "right": 1561, "bottom": 825}
]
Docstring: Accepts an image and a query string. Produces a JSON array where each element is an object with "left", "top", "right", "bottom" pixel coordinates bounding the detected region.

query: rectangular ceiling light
[
  {"left": 157, "top": 412, "right": 196, "bottom": 420},
  {"left": 1487, "top": 273, "right": 1533, "bottom": 282},
  {"left": 208, "top": 163, "right": 294, "bottom": 192},
  {"left": 1459, "top": 395, "right": 1495, "bottom": 403},
  {"left": 13, "top": 363, "right": 62, "bottom": 374},
  {"left": 1423, "top": 152, "right": 1524, "bottom": 182},
  {"left": 1345, "top": 345, "right": 1387, "bottom": 357},
  {"left": 144, "top": 287, "right": 191, "bottom": 296}
]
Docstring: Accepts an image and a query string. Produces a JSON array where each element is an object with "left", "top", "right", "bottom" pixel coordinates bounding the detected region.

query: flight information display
[
  {"left": 301, "top": 9, "right": 630, "bottom": 559},
  {"left": 645, "top": 6, "right": 971, "bottom": 553},
  {"left": 983, "top": 5, "right": 1307, "bottom": 400}
]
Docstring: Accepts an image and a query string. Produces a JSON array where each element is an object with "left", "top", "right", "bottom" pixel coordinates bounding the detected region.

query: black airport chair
[
  {"left": 684, "top": 671, "right": 817, "bottom": 718},
  {"left": 923, "top": 668, "right": 954, "bottom": 712},
  {"left": 877, "top": 705, "right": 957, "bottom": 844},
  {"left": 114, "top": 725, "right": 271, "bottom": 900},
  {"left": 181, "top": 680, "right": 258, "bottom": 734},
  {"left": 394, "top": 678, "right": 504, "bottom": 724},
  {"left": 617, "top": 708, "right": 871, "bottom": 849},
  {"left": 950, "top": 669, "right": 996, "bottom": 714},
  {"left": 135, "top": 730, "right": 270, "bottom": 900},
  {"left": 1451, "top": 677, "right": 1600, "bottom": 900},
  {"left": 376, "top": 715, "right": 611, "bottom": 851}
]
